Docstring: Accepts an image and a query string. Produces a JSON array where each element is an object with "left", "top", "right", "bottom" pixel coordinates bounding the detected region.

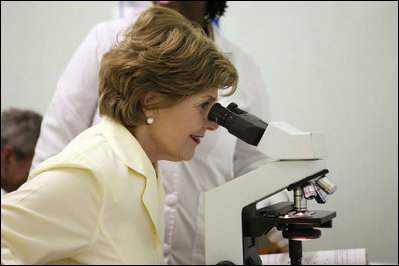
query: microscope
[{"left": 205, "top": 103, "right": 337, "bottom": 265}]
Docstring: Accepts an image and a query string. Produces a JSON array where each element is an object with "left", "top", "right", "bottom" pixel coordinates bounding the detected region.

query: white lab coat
[{"left": 31, "top": 9, "right": 288, "bottom": 265}]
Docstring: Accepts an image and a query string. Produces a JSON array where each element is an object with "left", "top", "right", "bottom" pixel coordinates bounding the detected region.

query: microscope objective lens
[
  {"left": 316, "top": 176, "right": 337, "bottom": 195},
  {"left": 302, "top": 183, "right": 317, "bottom": 199},
  {"left": 314, "top": 185, "right": 328, "bottom": 203},
  {"left": 293, "top": 188, "right": 307, "bottom": 212}
]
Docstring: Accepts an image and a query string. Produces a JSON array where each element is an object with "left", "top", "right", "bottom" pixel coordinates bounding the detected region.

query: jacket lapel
[{"left": 101, "top": 117, "right": 165, "bottom": 243}]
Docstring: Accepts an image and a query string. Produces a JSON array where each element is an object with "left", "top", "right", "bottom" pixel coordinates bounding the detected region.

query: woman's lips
[{"left": 190, "top": 135, "right": 202, "bottom": 144}]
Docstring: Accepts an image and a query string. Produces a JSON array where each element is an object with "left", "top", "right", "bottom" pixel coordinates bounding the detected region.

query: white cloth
[{"left": 31, "top": 10, "right": 289, "bottom": 265}]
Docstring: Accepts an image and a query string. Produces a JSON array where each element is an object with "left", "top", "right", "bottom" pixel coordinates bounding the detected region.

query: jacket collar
[
  {"left": 101, "top": 116, "right": 155, "bottom": 177},
  {"left": 101, "top": 116, "right": 164, "bottom": 243}
]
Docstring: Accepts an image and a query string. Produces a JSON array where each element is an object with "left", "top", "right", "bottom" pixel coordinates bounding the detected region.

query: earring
[{"left": 147, "top": 117, "right": 154, "bottom": 125}]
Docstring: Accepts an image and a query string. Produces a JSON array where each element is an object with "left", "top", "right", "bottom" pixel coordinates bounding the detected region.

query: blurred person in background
[
  {"left": 30, "top": 1, "right": 289, "bottom": 264},
  {"left": 1, "top": 107, "right": 42, "bottom": 196}
]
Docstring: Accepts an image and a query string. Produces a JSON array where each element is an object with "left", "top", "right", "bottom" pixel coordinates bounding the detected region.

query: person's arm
[
  {"left": 232, "top": 63, "right": 273, "bottom": 177},
  {"left": 30, "top": 23, "right": 113, "bottom": 170},
  {"left": 232, "top": 63, "right": 290, "bottom": 252},
  {"left": 1, "top": 168, "right": 102, "bottom": 264},
  {"left": 232, "top": 59, "right": 290, "bottom": 197}
]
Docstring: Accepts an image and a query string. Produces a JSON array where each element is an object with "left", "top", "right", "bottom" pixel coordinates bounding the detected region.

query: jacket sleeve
[
  {"left": 30, "top": 24, "right": 107, "bottom": 170},
  {"left": 1, "top": 167, "right": 102, "bottom": 265}
]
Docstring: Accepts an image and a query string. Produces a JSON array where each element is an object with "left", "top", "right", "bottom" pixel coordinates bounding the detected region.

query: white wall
[
  {"left": 221, "top": 1, "right": 398, "bottom": 263},
  {"left": 1, "top": 1, "right": 398, "bottom": 264},
  {"left": 1, "top": 1, "right": 119, "bottom": 114}
]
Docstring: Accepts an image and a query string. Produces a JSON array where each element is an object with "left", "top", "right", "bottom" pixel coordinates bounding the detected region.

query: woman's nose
[{"left": 206, "top": 120, "right": 219, "bottom": 131}]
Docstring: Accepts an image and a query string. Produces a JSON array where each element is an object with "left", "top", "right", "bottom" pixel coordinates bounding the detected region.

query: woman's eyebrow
[{"left": 201, "top": 95, "right": 217, "bottom": 101}]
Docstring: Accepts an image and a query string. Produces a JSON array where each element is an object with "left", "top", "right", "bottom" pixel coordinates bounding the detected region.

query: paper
[{"left": 261, "top": 248, "right": 368, "bottom": 265}]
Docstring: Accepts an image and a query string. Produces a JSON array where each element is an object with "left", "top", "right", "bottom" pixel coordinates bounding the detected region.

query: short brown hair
[{"left": 98, "top": 6, "right": 238, "bottom": 128}]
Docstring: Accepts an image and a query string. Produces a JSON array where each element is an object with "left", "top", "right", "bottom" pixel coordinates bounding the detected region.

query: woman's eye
[{"left": 200, "top": 102, "right": 210, "bottom": 110}]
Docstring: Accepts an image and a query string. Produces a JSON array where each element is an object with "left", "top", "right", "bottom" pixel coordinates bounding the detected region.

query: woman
[{"left": 1, "top": 6, "right": 238, "bottom": 265}]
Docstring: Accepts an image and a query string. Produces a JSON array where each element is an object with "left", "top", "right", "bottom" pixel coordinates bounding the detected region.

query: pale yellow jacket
[{"left": 1, "top": 116, "right": 165, "bottom": 265}]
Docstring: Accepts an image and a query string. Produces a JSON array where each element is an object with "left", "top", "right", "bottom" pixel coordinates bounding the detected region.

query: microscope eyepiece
[
  {"left": 208, "top": 102, "right": 268, "bottom": 146},
  {"left": 227, "top": 102, "right": 244, "bottom": 114},
  {"left": 207, "top": 103, "right": 232, "bottom": 127}
]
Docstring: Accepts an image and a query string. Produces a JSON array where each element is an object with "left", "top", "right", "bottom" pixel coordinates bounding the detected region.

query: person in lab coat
[
  {"left": 30, "top": 1, "right": 289, "bottom": 264},
  {"left": 1, "top": 7, "right": 238, "bottom": 264}
]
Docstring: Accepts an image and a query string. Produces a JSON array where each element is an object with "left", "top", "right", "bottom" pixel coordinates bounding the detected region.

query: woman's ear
[{"left": 142, "top": 91, "right": 160, "bottom": 117}]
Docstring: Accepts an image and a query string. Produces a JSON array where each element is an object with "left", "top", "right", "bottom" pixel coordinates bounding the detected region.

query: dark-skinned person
[{"left": 29, "top": 1, "right": 289, "bottom": 264}]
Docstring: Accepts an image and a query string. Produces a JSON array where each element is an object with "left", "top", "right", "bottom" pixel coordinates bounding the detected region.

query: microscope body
[{"left": 205, "top": 107, "right": 336, "bottom": 265}]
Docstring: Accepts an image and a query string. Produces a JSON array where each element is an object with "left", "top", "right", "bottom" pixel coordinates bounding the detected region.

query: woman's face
[{"left": 145, "top": 87, "right": 219, "bottom": 162}]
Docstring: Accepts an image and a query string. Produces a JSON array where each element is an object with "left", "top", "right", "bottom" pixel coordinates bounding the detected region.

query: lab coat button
[
  {"left": 165, "top": 194, "right": 178, "bottom": 206},
  {"left": 164, "top": 243, "right": 172, "bottom": 254}
]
